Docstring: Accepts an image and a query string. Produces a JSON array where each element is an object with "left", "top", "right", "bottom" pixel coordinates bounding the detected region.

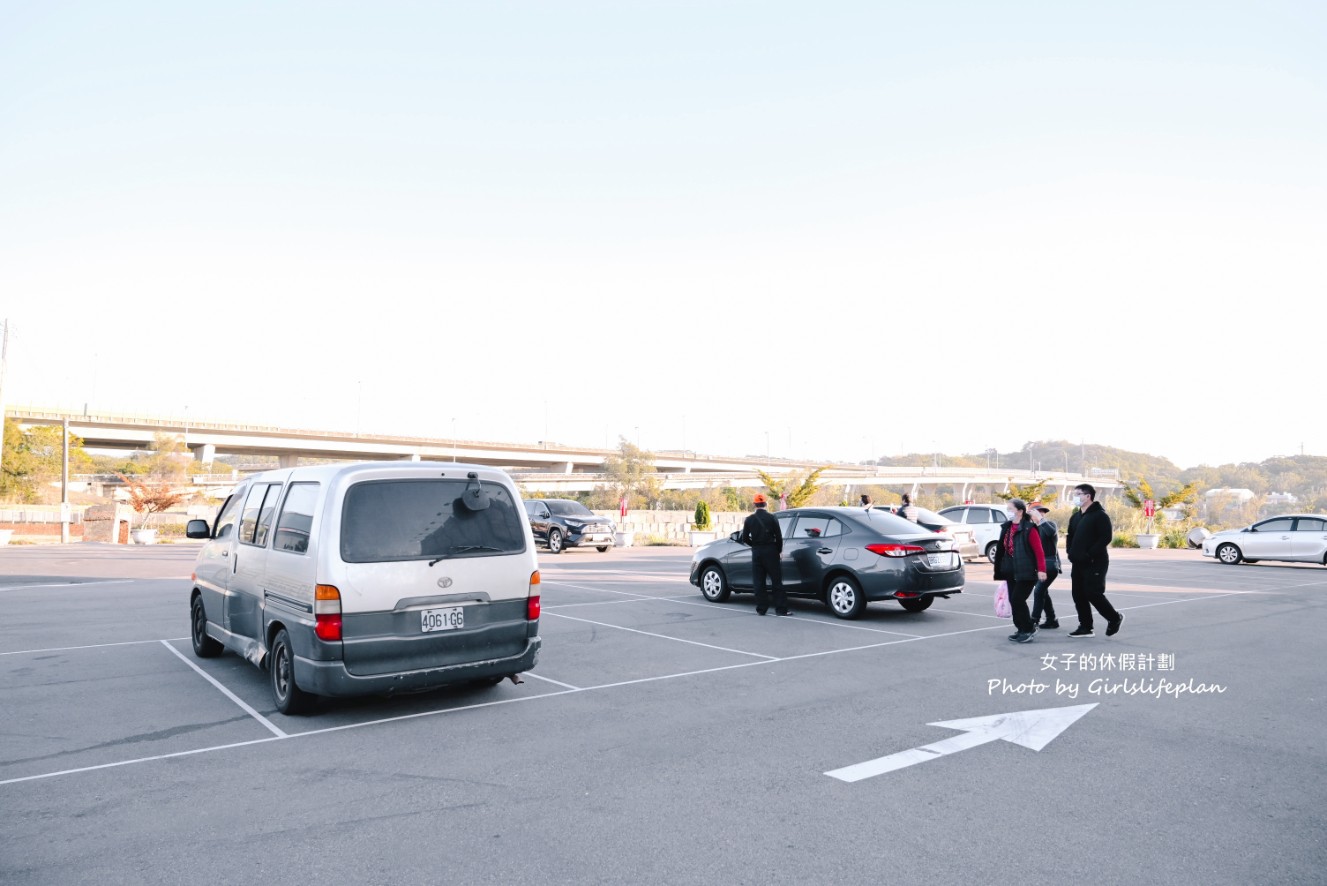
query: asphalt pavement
[{"left": 1, "top": 542, "right": 1323, "bottom": 885}]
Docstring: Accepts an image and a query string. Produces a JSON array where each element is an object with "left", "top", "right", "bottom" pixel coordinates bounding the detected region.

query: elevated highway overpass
[{"left": 11, "top": 407, "right": 1121, "bottom": 501}]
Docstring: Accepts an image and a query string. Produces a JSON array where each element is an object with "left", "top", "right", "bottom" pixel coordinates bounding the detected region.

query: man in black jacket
[
  {"left": 1065, "top": 484, "right": 1123, "bottom": 638},
  {"left": 739, "top": 493, "right": 788, "bottom": 616}
]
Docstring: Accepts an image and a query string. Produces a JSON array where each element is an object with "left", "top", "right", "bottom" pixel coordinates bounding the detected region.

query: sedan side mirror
[
  {"left": 186, "top": 519, "right": 212, "bottom": 540},
  {"left": 729, "top": 531, "right": 741, "bottom": 542}
]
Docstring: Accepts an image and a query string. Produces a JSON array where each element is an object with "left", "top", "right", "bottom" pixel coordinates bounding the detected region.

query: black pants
[
  {"left": 751, "top": 545, "right": 786, "bottom": 612},
  {"left": 1030, "top": 570, "right": 1059, "bottom": 625},
  {"left": 1070, "top": 562, "right": 1119, "bottom": 629},
  {"left": 1009, "top": 579, "right": 1037, "bottom": 633}
]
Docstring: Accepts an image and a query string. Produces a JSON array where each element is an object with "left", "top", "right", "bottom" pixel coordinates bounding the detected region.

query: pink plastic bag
[{"left": 994, "top": 582, "right": 1012, "bottom": 618}]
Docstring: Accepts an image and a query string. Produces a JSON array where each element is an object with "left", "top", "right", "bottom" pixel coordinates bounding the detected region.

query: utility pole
[
  {"left": 0, "top": 319, "right": 9, "bottom": 479},
  {"left": 61, "top": 417, "right": 70, "bottom": 544}
]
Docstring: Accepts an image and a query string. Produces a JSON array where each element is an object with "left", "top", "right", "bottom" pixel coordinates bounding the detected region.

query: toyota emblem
[{"left": 437, "top": 577, "right": 453, "bottom": 589}]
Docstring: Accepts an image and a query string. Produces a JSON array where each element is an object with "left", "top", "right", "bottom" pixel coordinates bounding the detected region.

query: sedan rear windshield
[{"left": 341, "top": 479, "right": 527, "bottom": 563}]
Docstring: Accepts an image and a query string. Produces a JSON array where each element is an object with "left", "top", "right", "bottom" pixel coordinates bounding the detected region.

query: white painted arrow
[{"left": 825, "top": 703, "right": 1098, "bottom": 783}]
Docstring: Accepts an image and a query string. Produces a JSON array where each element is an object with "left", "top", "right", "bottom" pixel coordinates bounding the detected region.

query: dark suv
[{"left": 524, "top": 499, "right": 616, "bottom": 554}]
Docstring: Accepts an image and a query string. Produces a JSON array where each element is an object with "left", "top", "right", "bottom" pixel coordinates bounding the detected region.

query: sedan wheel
[
  {"left": 826, "top": 576, "right": 867, "bottom": 619},
  {"left": 699, "top": 565, "right": 731, "bottom": 602},
  {"left": 1216, "top": 543, "right": 1242, "bottom": 565},
  {"left": 547, "top": 529, "right": 564, "bottom": 554},
  {"left": 898, "top": 596, "right": 934, "bottom": 613}
]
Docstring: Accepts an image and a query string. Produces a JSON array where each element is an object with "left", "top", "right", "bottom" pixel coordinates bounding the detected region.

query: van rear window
[{"left": 340, "top": 479, "right": 527, "bottom": 563}]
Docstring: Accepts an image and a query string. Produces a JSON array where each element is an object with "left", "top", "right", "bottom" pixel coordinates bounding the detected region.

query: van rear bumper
[{"left": 294, "top": 638, "right": 541, "bottom": 697}]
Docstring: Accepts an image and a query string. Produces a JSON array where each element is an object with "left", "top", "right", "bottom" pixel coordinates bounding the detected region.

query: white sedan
[{"left": 1202, "top": 514, "right": 1327, "bottom": 566}]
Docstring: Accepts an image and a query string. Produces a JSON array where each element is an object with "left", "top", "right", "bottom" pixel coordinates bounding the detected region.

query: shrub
[
  {"left": 693, "top": 501, "right": 712, "bottom": 530},
  {"left": 1112, "top": 531, "right": 1139, "bottom": 548},
  {"left": 1160, "top": 528, "right": 1190, "bottom": 549}
]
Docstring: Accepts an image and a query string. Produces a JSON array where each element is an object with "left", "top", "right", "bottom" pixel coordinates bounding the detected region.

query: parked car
[
  {"left": 885, "top": 504, "right": 981, "bottom": 560},
  {"left": 938, "top": 504, "right": 1009, "bottom": 563},
  {"left": 524, "top": 498, "right": 616, "bottom": 553},
  {"left": 185, "top": 462, "right": 542, "bottom": 714},
  {"left": 688, "top": 506, "right": 965, "bottom": 619},
  {"left": 1202, "top": 514, "right": 1327, "bottom": 566}
]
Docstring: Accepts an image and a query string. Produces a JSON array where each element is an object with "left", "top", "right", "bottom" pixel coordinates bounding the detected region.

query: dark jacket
[
  {"left": 1066, "top": 501, "right": 1112, "bottom": 567},
  {"left": 993, "top": 517, "right": 1047, "bottom": 582},
  {"left": 1036, "top": 519, "right": 1062, "bottom": 574},
  {"left": 739, "top": 509, "right": 782, "bottom": 552}
]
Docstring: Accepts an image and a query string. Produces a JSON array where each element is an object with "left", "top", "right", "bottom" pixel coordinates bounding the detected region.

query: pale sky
[{"left": 2, "top": 1, "right": 1323, "bottom": 469}]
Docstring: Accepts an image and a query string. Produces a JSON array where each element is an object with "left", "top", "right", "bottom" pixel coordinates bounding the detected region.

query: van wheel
[
  {"left": 191, "top": 595, "right": 223, "bottom": 658},
  {"left": 547, "top": 529, "right": 565, "bottom": 554},
  {"left": 985, "top": 542, "right": 998, "bottom": 563},
  {"left": 699, "top": 565, "right": 731, "bottom": 602},
  {"left": 898, "top": 596, "right": 934, "bottom": 613},
  {"left": 270, "top": 628, "right": 314, "bottom": 715},
  {"left": 826, "top": 576, "right": 867, "bottom": 619},
  {"left": 596, "top": 546, "right": 610, "bottom": 553}
]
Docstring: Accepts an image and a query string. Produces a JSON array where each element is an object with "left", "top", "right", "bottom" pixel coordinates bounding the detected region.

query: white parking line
[
  {"left": 159, "top": 641, "right": 288, "bottom": 739},
  {"left": 545, "top": 612, "right": 779, "bottom": 661},
  {"left": 522, "top": 671, "right": 581, "bottom": 690},
  {"left": 0, "top": 587, "right": 1256, "bottom": 788},
  {"left": 0, "top": 580, "right": 135, "bottom": 593},
  {"left": 1, "top": 638, "right": 189, "bottom": 657},
  {"left": 545, "top": 579, "right": 922, "bottom": 638}
]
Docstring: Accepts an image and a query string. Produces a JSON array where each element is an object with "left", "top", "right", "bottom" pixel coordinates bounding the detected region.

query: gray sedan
[
  {"left": 688, "top": 507, "right": 965, "bottom": 619},
  {"left": 1202, "top": 514, "right": 1327, "bottom": 566}
]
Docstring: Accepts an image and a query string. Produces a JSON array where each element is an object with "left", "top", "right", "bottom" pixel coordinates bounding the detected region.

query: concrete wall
[{"left": 596, "top": 509, "right": 747, "bottom": 543}]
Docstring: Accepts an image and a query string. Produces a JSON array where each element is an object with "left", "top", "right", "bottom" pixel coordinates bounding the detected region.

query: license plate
[
  {"left": 927, "top": 553, "right": 954, "bottom": 569},
  {"left": 421, "top": 606, "right": 464, "bottom": 633}
]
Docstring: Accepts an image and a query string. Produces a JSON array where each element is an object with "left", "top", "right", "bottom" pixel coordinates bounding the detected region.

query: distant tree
[
  {"left": 602, "top": 438, "right": 663, "bottom": 509},
  {"left": 1, "top": 419, "right": 93, "bottom": 502},
  {"left": 117, "top": 473, "right": 187, "bottom": 528},
  {"left": 995, "top": 479, "right": 1057, "bottom": 504},
  {"left": 758, "top": 467, "right": 827, "bottom": 508},
  {"left": 1122, "top": 479, "right": 1200, "bottom": 533}
]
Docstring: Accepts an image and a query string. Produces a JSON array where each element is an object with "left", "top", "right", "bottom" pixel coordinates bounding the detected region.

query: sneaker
[
  {"left": 1106, "top": 613, "right": 1124, "bottom": 637},
  {"left": 1039, "top": 620, "right": 1060, "bottom": 630},
  {"left": 1068, "top": 627, "right": 1094, "bottom": 638},
  {"left": 1008, "top": 632, "right": 1022, "bottom": 641},
  {"left": 774, "top": 610, "right": 793, "bottom": 617},
  {"left": 1016, "top": 632, "right": 1035, "bottom": 643}
]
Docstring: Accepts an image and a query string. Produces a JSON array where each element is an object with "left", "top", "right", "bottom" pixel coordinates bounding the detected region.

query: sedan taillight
[{"left": 866, "top": 543, "right": 926, "bottom": 558}]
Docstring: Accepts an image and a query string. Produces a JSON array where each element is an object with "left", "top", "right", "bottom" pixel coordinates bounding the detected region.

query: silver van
[{"left": 186, "top": 462, "right": 541, "bottom": 714}]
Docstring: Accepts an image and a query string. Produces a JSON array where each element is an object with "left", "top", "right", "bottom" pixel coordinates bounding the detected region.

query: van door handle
[{"left": 221, "top": 551, "right": 229, "bottom": 557}]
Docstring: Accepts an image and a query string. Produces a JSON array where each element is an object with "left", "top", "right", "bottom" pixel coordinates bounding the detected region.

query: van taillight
[
  {"left": 314, "top": 584, "right": 342, "bottom": 641},
  {"left": 527, "top": 571, "right": 541, "bottom": 620}
]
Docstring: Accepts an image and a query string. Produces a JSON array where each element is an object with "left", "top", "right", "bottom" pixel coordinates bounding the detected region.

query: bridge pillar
[
  {"left": 278, "top": 454, "right": 299, "bottom": 469},
  {"left": 959, "top": 482, "right": 970, "bottom": 503},
  {"left": 556, "top": 461, "right": 574, "bottom": 474},
  {"left": 400, "top": 453, "right": 421, "bottom": 462},
  {"left": 193, "top": 443, "right": 216, "bottom": 464},
  {"left": 910, "top": 482, "right": 920, "bottom": 498}
]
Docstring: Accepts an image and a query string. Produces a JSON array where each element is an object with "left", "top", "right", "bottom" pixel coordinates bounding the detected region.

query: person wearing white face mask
[
  {"left": 991, "top": 498, "right": 1047, "bottom": 643},
  {"left": 1065, "top": 483, "right": 1123, "bottom": 638}
]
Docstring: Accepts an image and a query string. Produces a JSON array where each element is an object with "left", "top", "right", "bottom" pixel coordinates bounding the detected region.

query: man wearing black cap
[
  {"left": 739, "top": 493, "right": 788, "bottom": 616},
  {"left": 1027, "top": 502, "right": 1061, "bottom": 629}
]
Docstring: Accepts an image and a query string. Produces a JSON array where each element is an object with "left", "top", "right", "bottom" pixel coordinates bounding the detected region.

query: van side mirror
[{"left": 186, "top": 519, "right": 212, "bottom": 540}]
